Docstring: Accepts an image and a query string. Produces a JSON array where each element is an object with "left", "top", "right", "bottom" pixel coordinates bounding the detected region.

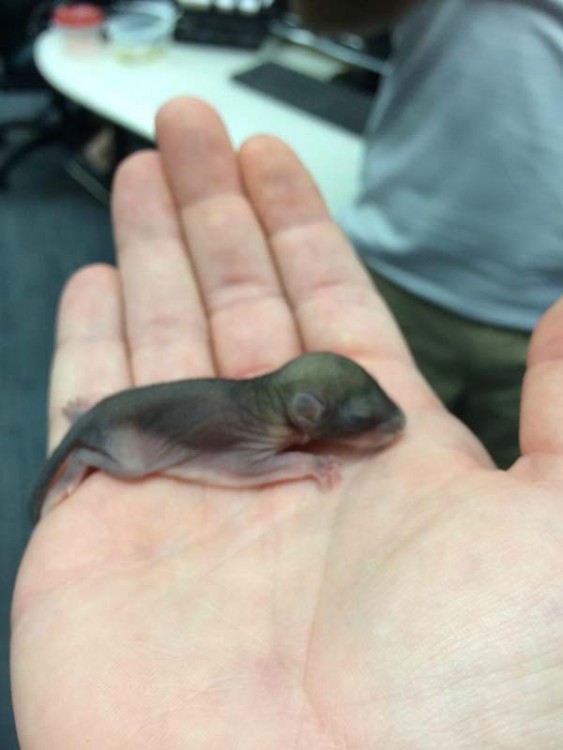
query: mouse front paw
[{"left": 313, "top": 455, "right": 341, "bottom": 490}]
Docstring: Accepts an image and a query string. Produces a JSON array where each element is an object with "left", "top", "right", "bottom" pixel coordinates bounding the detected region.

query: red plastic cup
[{"left": 51, "top": 3, "right": 105, "bottom": 54}]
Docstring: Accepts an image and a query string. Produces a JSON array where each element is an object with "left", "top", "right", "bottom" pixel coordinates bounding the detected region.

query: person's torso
[{"left": 342, "top": 0, "right": 563, "bottom": 330}]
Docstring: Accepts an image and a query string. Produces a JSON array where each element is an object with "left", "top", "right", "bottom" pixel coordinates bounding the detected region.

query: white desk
[{"left": 34, "top": 30, "right": 365, "bottom": 216}]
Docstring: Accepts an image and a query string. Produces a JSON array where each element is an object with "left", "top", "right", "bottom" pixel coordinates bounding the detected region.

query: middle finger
[{"left": 156, "top": 97, "right": 301, "bottom": 378}]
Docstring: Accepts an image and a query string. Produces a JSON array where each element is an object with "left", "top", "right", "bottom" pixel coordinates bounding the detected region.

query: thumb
[{"left": 519, "top": 297, "right": 563, "bottom": 458}]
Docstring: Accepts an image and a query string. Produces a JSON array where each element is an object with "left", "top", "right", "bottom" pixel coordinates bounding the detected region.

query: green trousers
[{"left": 369, "top": 271, "right": 530, "bottom": 468}]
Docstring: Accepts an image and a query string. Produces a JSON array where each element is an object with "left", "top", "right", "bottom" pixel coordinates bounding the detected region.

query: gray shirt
[{"left": 341, "top": 0, "right": 563, "bottom": 330}]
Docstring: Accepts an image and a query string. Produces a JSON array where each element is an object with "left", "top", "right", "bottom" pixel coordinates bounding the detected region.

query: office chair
[{"left": 0, "top": 0, "right": 100, "bottom": 187}]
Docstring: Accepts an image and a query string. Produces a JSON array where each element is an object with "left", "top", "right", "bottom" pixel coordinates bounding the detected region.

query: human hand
[{"left": 11, "top": 97, "right": 563, "bottom": 748}]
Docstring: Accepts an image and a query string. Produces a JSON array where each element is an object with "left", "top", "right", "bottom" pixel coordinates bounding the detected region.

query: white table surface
[{"left": 34, "top": 29, "right": 366, "bottom": 216}]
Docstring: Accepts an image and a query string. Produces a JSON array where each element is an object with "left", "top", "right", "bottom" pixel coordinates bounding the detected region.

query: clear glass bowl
[{"left": 105, "top": 1, "right": 178, "bottom": 61}]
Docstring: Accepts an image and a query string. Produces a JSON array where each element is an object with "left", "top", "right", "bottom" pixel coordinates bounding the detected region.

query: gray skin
[{"left": 31, "top": 352, "right": 405, "bottom": 521}]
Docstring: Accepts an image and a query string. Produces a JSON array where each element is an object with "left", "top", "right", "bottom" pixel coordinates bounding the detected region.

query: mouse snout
[
  {"left": 379, "top": 408, "right": 406, "bottom": 435},
  {"left": 329, "top": 406, "right": 406, "bottom": 451},
  {"left": 360, "top": 407, "right": 405, "bottom": 448}
]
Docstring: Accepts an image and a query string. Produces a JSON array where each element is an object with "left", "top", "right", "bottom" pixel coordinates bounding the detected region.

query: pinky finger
[{"left": 47, "top": 264, "right": 131, "bottom": 451}]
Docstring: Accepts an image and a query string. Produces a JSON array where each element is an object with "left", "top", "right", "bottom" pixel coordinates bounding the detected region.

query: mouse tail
[{"left": 29, "top": 429, "right": 82, "bottom": 524}]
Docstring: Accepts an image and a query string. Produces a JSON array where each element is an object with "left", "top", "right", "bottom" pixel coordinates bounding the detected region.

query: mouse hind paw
[{"left": 63, "top": 395, "right": 101, "bottom": 423}]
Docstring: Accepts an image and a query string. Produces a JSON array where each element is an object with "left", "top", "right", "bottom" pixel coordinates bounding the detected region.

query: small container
[
  {"left": 52, "top": 4, "right": 105, "bottom": 55},
  {"left": 105, "top": 1, "right": 178, "bottom": 62}
]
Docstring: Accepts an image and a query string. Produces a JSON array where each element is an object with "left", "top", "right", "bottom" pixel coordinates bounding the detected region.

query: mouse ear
[{"left": 287, "top": 392, "right": 326, "bottom": 432}]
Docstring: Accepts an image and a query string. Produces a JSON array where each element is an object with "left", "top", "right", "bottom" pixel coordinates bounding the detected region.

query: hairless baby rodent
[{"left": 31, "top": 352, "right": 405, "bottom": 521}]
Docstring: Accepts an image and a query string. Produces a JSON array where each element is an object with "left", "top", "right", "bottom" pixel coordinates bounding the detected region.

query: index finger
[{"left": 239, "top": 136, "right": 439, "bottom": 411}]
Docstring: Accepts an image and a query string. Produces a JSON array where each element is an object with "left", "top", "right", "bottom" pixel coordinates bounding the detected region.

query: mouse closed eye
[{"left": 286, "top": 392, "right": 327, "bottom": 434}]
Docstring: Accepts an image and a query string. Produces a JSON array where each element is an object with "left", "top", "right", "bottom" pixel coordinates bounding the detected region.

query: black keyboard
[
  {"left": 233, "top": 62, "right": 374, "bottom": 135},
  {"left": 175, "top": 9, "right": 269, "bottom": 50}
]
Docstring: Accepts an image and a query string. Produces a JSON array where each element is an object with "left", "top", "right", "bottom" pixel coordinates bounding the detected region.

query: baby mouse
[{"left": 31, "top": 352, "right": 405, "bottom": 521}]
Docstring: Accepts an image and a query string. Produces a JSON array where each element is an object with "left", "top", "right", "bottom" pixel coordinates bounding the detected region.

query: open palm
[{"left": 11, "top": 98, "right": 563, "bottom": 749}]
